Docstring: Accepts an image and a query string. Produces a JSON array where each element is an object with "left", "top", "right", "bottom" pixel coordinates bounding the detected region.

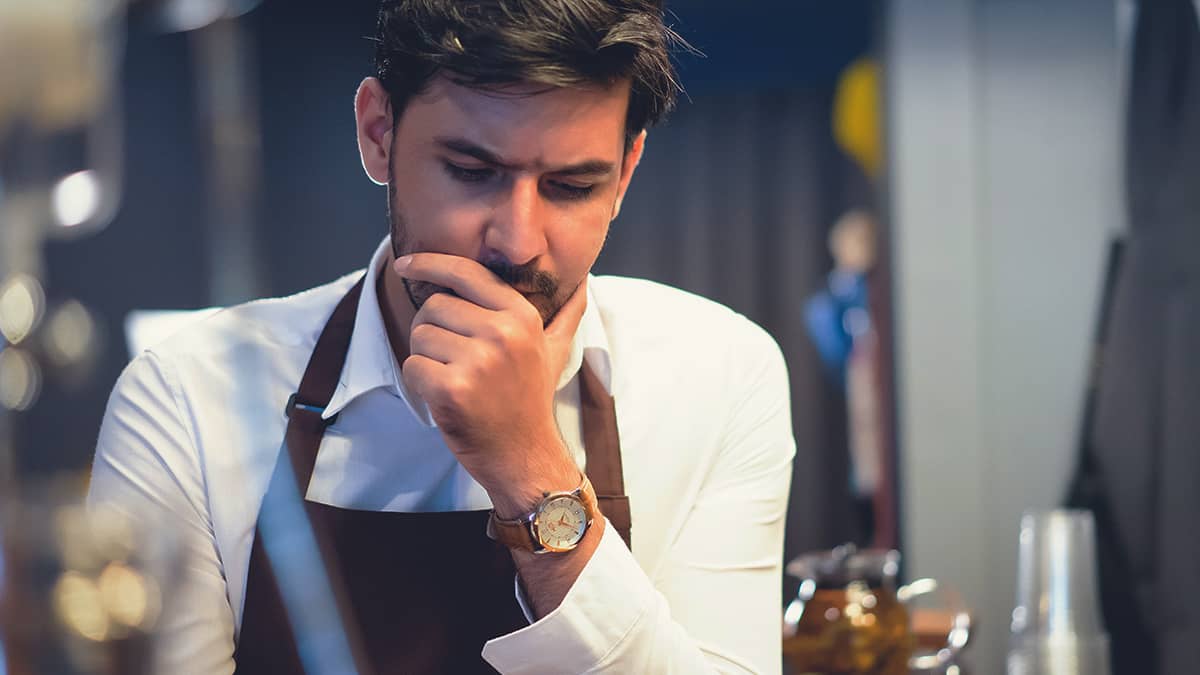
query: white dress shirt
[{"left": 89, "top": 237, "right": 795, "bottom": 674}]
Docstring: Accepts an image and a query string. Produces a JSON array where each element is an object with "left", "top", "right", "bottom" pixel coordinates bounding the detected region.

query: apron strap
[
  {"left": 283, "top": 276, "right": 363, "bottom": 485},
  {"left": 240, "top": 275, "right": 373, "bottom": 675},
  {"left": 579, "top": 362, "right": 632, "bottom": 549}
]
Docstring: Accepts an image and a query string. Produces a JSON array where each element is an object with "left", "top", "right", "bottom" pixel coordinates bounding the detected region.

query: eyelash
[
  {"left": 442, "top": 161, "right": 596, "bottom": 201},
  {"left": 443, "top": 162, "right": 494, "bottom": 183},
  {"left": 549, "top": 182, "right": 595, "bottom": 201}
]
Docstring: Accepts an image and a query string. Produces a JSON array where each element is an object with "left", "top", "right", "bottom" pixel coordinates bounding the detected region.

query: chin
[{"left": 530, "top": 295, "right": 559, "bottom": 327}]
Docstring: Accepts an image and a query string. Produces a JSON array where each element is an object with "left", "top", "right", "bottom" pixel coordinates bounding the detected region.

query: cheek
[
  {"left": 548, "top": 210, "right": 610, "bottom": 277},
  {"left": 392, "top": 163, "right": 491, "bottom": 252}
]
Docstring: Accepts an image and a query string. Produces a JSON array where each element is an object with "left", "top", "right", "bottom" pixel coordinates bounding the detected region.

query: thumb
[{"left": 544, "top": 278, "right": 588, "bottom": 376}]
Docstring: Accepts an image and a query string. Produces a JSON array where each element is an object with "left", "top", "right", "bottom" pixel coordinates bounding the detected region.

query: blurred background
[{"left": 2, "top": 0, "right": 1197, "bottom": 673}]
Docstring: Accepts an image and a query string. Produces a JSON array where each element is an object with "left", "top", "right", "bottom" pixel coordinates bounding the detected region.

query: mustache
[{"left": 483, "top": 258, "right": 558, "bottom": 298}]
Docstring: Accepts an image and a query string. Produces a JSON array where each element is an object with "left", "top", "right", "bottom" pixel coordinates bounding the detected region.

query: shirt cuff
[
  {"left": 481, "top": 519, "right": 652, "bottom": 674},
  {"left": 513, "top": 573, "right": 536, "bottom": 624}
]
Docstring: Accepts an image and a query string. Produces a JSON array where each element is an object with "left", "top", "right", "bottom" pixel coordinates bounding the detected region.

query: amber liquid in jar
[{"left": 782, "top": 582, "right": 913, "bottom": 675}]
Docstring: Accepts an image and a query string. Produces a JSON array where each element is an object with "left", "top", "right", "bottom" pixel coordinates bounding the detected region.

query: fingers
[
  {"left": 401, "top": 354, "right": 465, "bottom": 423},
  {"left": 408, "top": 322, "right": 475, "bottom": 365},
  {"left": 412, "top": 290, "right": 535, "bottom": 360},
  {"left": 400, "top": 353, "right": 442, "bottom": 399},
  {"left": 396, "top": 253, "right": 585, "bottom": 381},
  {"left": 412, "top": 291, "right": 492, "bottom": 338},
  {"left": 394, "top": 253, "right": 518, "bottom": 311}
]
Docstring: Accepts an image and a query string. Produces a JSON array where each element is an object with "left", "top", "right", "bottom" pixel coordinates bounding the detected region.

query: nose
[{"left": 483, "top": 174, "right": 548, "bottom": 267}]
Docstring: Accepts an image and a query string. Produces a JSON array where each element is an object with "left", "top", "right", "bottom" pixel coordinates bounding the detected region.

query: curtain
[
  {"left": 1086, "top": 0, "right": 1200, "bottom": 672},
  {"left": 595, "top": 89, "right": 873, "bottom": 587}
]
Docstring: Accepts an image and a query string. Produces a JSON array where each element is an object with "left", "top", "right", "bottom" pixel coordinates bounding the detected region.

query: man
[{"left": 90, "top": 1, "right": 795, "bottom": 672}]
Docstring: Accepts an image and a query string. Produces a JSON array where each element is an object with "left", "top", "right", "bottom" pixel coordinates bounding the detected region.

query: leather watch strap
[
  {"left": 485, "top": 510, "right": 538, "bottom": 551},
  {"left": 486, "top": 475, "right": 598, "bottom": 552}
]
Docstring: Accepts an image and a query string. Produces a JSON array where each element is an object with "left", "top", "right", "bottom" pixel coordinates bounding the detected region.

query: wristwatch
[{"left": 487, "top": 474, "right": 597, "bottom": 554}]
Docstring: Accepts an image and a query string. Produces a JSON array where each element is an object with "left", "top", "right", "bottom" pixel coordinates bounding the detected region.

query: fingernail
[{"left": 394, "top": 255, "right": 412, "bottom": 273}]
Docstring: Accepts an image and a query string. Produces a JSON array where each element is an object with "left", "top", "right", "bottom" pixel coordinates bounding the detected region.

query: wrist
[
  {"left": 486, "top": 450, "right": 580, "bottom": 519},
  {"left": 487, "top": 472, "right": 598, "bottom": 555}
]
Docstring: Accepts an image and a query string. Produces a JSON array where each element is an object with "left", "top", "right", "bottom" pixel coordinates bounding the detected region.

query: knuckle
[
  {"left": 421, "top": 292, "right": 447, "bottom": 314},
  {"left": 473, "top": 343, "right": 500, "bottom": 373},
  {"left": 409, "top": 322, "right": 435, "bottom": 348},
  {"left": 441, "top": 373, "right": 472, "bottom": 407},
  {"left": 490, "top": 319, "right": 518, "bottom": 346},
  {"left": 400, "top": 355, "right": 428, "bottom": 390},
  {"left": 518, "top": 301, "right": 541, "bottom": 325}
]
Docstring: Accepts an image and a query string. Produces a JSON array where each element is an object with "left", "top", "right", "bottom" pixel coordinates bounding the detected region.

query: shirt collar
[{"left": 322, "top": 236, "right": 612, "bottom": 425}]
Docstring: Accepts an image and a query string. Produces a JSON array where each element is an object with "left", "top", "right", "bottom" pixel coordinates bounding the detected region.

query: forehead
[{"left": 395, "top": 76, "right": 630, "bottom": 164}]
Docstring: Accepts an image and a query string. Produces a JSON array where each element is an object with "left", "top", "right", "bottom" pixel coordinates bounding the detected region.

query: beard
[{"left": 387, "top": 181, "right": 570, "bottom": 326}]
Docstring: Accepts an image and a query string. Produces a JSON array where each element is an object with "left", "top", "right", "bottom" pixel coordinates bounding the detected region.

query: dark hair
[{"left": 373, "top": 0, "right": 685, "bottom": 149}]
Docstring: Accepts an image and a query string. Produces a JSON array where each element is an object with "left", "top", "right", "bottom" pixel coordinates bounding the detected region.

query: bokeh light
[
  {"left": 43, "top": 299, "right": 98, "bottom": 368},
  {"left": 52, "top": 170, "right": 101, "bottom": 229},
  {"left": 0, "top": 346, "right": 42, "bottom": 411},
  {"left": 52, "top": 571, "right": 108, "bottom": 642},
  {"left": 98, "top": 561, "right": 161, "bottom": 631},
  {"left": 0, "top": 273, "right": 46, "bottom": 345}
]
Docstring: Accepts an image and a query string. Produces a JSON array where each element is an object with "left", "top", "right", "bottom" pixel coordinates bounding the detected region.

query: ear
[
  {"left": 355, "top": 77, "right": 394, "bottom": 186},
  {"left": 610, "top": 130, "right": 646, "bottom": 221}
]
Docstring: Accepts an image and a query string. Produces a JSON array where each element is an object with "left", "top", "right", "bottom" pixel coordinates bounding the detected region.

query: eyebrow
[{"left": 434, "top": 136, "right": 616, "bottom": 177}]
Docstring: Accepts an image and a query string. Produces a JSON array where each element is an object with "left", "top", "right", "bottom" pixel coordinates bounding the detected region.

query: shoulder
[
  {"left": 143, "top": 271, "right": 363, "bottom": 362},
  {"left": 108, "top": 271, "right": 365, "bottom": 448},
  {"left": 587, "top": 276, "right": 793, "bottom": 488},
  {"left": 97, "top": 272, "right": 367, "bottom": 520},
  {"left": 589, "top": 275, "right": 784, "bottom": 367}
]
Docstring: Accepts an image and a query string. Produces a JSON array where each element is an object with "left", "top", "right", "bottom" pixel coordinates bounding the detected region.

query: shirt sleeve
[
  {"left": 482, "top": 329, "right": 795, "bottom": 674},
  {"left": 87, "top": 351, "right": 237, "bottom": 675}
]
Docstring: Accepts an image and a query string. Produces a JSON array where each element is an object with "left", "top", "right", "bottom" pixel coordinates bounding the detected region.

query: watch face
[{"left": 534, "top": 495, "right": 588, "bottom": 552}]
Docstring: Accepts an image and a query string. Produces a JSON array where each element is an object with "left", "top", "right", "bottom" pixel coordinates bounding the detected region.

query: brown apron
[{"left": 232, "top": 277, "right": 631, "bottom": 674}]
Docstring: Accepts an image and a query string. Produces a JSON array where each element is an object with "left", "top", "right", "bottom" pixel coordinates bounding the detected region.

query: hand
[{"left": 393, "top": 253, "right": 587, "bottom": 515}]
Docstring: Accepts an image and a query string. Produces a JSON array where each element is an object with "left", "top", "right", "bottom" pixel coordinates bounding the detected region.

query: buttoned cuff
[{"left": 481, "top": 519, "right": 652, "bottom": 674}]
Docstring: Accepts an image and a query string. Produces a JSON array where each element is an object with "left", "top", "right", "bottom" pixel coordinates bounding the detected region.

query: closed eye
[
  {"left": 443, "top": 159, "right": 597, "bottom": 201},
  {"left": 442, "top": 161, "right": 495, "bottom": 183},
  {"left": 545, "top": 181, "right": 596, "bottom": 201}
]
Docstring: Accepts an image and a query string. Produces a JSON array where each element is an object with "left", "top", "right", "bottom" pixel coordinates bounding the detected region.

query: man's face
[{"left": 378, "top": 76, "right": 641, "bottom": 325}]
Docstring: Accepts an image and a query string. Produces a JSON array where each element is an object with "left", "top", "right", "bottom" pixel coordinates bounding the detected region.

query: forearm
[
  {"left": 511, "top": 514, "right": 605, "bottom": 619},
  {"left": 483, "top": 432, "right": 600, "bottom": 618}
]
